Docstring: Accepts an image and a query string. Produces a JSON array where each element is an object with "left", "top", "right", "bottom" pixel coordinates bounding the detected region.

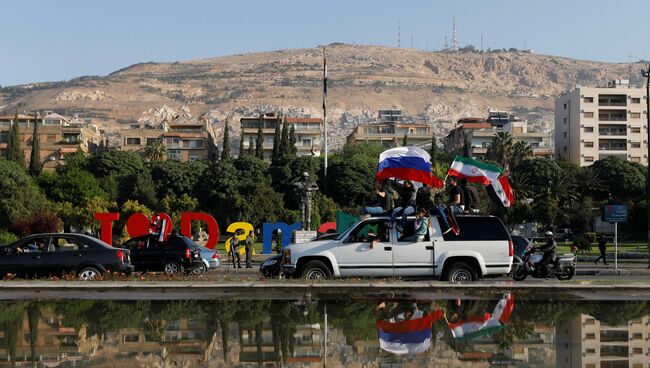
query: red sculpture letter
[
  {"left": 94, "top": 212, "right": 119, "bottom": 246},
  {"left": 180, "top": 212, "right": 220, "bottom": 249}
]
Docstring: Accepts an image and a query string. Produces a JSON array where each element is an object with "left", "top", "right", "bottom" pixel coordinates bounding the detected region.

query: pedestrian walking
[
  {"left": 245, "top": 231, "right": 254, "bottom": 268},
  {"left": 594, "top": 234, "right": 608, "bottom": 265},
  {"left": 230, "top": 235, "right": 242, "bottom": 268}
]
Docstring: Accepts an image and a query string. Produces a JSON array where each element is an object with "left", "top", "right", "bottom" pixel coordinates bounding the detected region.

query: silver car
[{"left": 192, "top": 246, "right": 221, "bottom": 274}]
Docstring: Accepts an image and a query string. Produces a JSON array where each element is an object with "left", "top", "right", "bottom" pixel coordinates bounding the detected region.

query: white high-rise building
[{"left": 555, "top": 80, "right": 648, "bottom": 166}]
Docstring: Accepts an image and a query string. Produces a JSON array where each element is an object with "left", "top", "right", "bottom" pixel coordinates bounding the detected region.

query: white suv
[{"left": 282, "top": 215, "right": 513, "bottom": 282}]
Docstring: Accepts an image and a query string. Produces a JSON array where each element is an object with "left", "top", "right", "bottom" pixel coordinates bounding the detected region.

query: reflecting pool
[{"left": 0, "top": 293, "right": 648, "bottom": 367}]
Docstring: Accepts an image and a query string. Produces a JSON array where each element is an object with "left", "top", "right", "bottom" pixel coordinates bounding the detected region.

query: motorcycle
[{"left": 509, "top": 244, "right": 576, "bottom": 281}]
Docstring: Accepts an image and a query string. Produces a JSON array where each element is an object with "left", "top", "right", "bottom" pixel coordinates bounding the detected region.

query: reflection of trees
[
  {"left": 1, "top": 302, "right": 27, "bottom": 363},
  {"left": 325, "top": 300, "right": 377, "bottom": 346},
  {"left": 588, "top": 301, "right": 649, "bottom": 326},
  {"left": 27, "top": 304, "right": 41, "bottom": 362}
]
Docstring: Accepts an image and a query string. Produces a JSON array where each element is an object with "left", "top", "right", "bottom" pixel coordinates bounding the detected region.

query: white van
[{"left": 282, "top": 215, "right": 513, "bottom": 282}]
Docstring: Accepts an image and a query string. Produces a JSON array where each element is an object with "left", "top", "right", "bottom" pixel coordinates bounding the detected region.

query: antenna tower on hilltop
[{"left": 451, "top": 16, "right": 459, "bottom": 51}]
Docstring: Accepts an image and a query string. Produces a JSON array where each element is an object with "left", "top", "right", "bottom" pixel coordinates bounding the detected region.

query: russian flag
[
  {"left": 376, "top": 310, "right": 443, "bottom": 355},
  {"left": 376, "top": 147, "right": 443, "bottom": 188}
]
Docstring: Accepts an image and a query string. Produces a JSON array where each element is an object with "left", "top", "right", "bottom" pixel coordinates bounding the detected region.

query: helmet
[{"left": 544, "top": 231, "right": 553, "bottom": 237}]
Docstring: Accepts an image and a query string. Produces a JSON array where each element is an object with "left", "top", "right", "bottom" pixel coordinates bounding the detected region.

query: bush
[
  {"left": 584, "top": 232, "right": 596, "bottom": 244},
  {"left": 573, "top": 237, "right": 592, "bottom": 253},
  {"left": 0, "top": 230, "right": 18, "bottom": 245},
  {"left": 9, "top": 210, "right": 62, "bottom": 237}
]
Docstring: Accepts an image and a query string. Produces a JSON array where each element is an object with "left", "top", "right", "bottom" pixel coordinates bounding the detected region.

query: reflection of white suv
[{"left": 282, "top": 215, "right": 513, "bottom": 282}]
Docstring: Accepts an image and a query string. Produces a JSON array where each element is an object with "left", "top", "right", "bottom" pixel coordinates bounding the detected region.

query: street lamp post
[{"left": 643, "top": 65, "right": 650, "bottom": 268}]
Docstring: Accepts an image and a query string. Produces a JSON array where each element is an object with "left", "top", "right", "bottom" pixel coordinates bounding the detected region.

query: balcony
[
  {"left": 599, "top": 125, "right": 627, "bottom": 137},
  {"left": 599, "top": 110, "right": 627, "bottom": 122},
  {"left": 599, "top": 95, "right": 627, "bottom": 107}
]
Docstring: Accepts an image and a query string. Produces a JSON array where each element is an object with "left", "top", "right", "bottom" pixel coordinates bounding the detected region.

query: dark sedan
[
  {"left": 120, "top": 234, "right": 204, "bottom": 275},
  {"left": 0, "top": 233, "right": 133, "bottom": 280}
]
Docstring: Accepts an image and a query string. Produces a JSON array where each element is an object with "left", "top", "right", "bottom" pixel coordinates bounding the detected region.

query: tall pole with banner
[
  {"left": 643, "top": 65, "right": 650, "bottom": 268},
  {"left": 322, "top": 48, "right": 328, "bottom": 177}
]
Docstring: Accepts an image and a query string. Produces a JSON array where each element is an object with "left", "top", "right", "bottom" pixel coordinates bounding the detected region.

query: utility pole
[
  {"left": 643, "top": 64, "right": 650, "bottom": 268},
  {"left": 323, "top": 48, "right": 328, "bottom": 177}
]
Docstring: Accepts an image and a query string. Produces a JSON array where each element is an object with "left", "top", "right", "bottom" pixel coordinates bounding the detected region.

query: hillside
[{"left": 0, "top": 44, "right": 641, "bottom": 149}]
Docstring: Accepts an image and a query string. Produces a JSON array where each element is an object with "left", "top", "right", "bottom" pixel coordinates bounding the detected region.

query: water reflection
[{"left": 0, "top": 296, "right": 648, "bottom": 367}]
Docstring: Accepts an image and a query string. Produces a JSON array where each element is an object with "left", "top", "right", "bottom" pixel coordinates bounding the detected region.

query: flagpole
[{"left": 323, "top": 47, "right": 328, "bottom": 177}]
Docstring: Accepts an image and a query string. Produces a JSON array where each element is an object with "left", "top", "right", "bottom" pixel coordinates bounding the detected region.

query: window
[
  {"left": 584, "top": 141, "right": 594, "bottom": 148},
  {"left": 47, "top": 134, "right": 56, "bottom": 142},
  {"left": 632, "top": 97, "right": 641, "bottom": 103},
  {"left": 167, "top": 149, "right": 182, "bottom": 161},
  {"left": 632, "top": 156, "right": 641, "bottom": 163},
  {"left": 442, "top": 217, "right": 509, "bottom": 242},
  {"left": 632, "top": 142, "right": 641, "bottom": 148},
  {"left": 633, "top": 347, "right": 643, "bottom": 354},
  {"left": 583, "top": 112, "right": 594, "bottom": 118},
  {"left": 12, "top": 236, "right": 50, "bottom": 254},
  {"left": 585, "top": 333, "right": 595, "bottom": 340},
  {"left": 345, "top": 220, "right": 389, "bottom": 243},
  {"left": 632, "top": 333, "right": 643, "bottom": 340},
  {"left": 189, "top": 155, "right": 199, "bottom": 162},
  {"left": 585, "top": 348, "right": 596, "bottom": 354},
  {"left": 631, "top": 112, "right": 641, "bottom": 119},
  {"left": 563, "top": 117, "right": 567, "bottom": 124},
  {"left": 563, "top": 132, "right": 567, "bottom": 138},
  {"left": 632, "top": 127, "right": 642, "bottom": 133},
  {"left": 564, "top": 103, "right": 567, "bottom": 109},
  {"left": 186, "top": 140, "right": 203, "bottom": 149},
  {"left": 146, "top": 138, "right": 159, "bottom": 145},
  {"left": 123, "top": 334, "right": 140, "bottom": 343},
  {"left": 125, "top": 137, "right": 141, "bottom": 145},
  {"left": 302, "top": 138, "right": 312, "bottom": 147},
  {"left": 563, "top": 146, "right": 567, "bottom": 152},
  {"left": 584, "top": 97, "right": 594, "bottom": 103},
  {"left": 584, "top": 156, "right": 594, "bottom": 163},
  {"left": 584, "top": 127, "right": 594, "bottom": 133}
]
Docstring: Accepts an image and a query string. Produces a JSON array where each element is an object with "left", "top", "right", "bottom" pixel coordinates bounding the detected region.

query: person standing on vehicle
[
  {"left": 538, "top": 231, "right": 557, "bottom": 275},
  {"left": 245, "top": 231, "right": 254, "bottom": 268},
  {"left": 389, "top": 180, "right": 417, "bottom": 232},
  {"left": 462, "top": 179, "right": 480, "bottom": 214},
  {"left": 594, "top": 234, "right": 608, "bottom": 265},
  {"left": 448, "top": 178, "right": 465, "bottom": 214},
  {"left": 230, "top": 235, "right": 242, "bottom": 268}
]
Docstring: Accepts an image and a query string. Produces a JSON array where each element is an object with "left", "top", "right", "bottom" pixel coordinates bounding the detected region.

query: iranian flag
[
  {"left": 488, "top": 175, "right": 515, "bottom": 208},
  {"left": 447, "top": 156, "right": 503, "bottom": 185}
]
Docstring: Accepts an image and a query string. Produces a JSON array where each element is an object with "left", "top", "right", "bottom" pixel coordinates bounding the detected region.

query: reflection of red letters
[
  {"left": 94, "top": 212, "right": 119, "bottom": 245},
  {"left": 180, "top": 212, "right": 220, "bottom": 249}
]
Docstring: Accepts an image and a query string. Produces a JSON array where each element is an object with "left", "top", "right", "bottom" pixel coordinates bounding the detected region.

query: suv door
[
  {"left": 392, "top": 218, "right": 435, "bottom": 277},
  {"left": 335, "top": 219, "right": 393, "bottom": 277}
]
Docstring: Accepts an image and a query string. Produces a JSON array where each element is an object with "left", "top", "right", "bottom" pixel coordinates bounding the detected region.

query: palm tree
[
  {"left": 486, "top": 132, "right": 514, "bottom": 169},
  {"left": 577, "top": 166, "right": 606, "bottom": 197},
  {"left": 144, "top": 138, "right": 167, "bottom": 161},
  {"left": 509, "top": 140, "right": 533, "bottom": 169}
]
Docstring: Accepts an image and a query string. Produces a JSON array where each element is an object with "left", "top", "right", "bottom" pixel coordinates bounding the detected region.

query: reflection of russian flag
[
  {"left": 376, "top": 310, "right": 443, "bottom": 355},
  {"left": 376, "top": 147, "right": 443, "bottom": 188}
]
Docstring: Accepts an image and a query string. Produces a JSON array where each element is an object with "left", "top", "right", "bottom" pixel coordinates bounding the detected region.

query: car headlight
[{"left": 262, "top": 259, "right": 278, "bottom": 267}]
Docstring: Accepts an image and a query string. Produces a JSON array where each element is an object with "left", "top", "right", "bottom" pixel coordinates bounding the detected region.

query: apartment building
[
  {"left": 119, "top": 118, "right": 218, "bottom": 162},
  {"left": 444, "top": 116, "right": 552, "bottom": 159},
  {"left": 0, "top": 112, "right": 103, "bottom": 170},
  {"left": 347, "top": 109, "right": 432, "bottom": 147},
  {"left": 240, "top": 112, "right": 322, "bottom": 161},
  {"left": 555, "top": 80, "right": 648, "bottom": 166},
  {"left": 557, "top": 314, "right": 650, "bottom": 368}
]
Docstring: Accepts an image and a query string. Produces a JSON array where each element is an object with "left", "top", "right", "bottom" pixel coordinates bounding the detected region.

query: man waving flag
[{"left": 376, "top": 146, "right": 443, "bottom": 188}]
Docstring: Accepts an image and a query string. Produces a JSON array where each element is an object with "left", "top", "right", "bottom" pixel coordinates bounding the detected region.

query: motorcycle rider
[{"left": 538, "top": 231, "right": 557, "bottom": 276}]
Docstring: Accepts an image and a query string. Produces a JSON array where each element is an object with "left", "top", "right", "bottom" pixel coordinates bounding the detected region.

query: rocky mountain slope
[{"left": 0, "top": 44, "right": 641, "bottom": 149}]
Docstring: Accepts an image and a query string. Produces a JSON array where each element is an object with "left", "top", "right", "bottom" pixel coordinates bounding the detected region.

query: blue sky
[{"left": 2, "top": 0, "right": 649, "bottom": 86}]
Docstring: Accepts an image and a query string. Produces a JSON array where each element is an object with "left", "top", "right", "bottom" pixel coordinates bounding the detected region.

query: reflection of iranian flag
[
  {"left": 447, "top": 294, "right": 515, "bottom": 341},
  {"left": 447, "top": 156, "right": 502, "bottom": 185}
]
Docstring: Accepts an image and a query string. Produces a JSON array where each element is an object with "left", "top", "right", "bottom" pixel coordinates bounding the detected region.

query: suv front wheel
[
  {"left": 446, "top": 262, "right": 478, "bottom": 283},
  {"left": 301, "top": 260, "right": 332, "bottom": 280}
]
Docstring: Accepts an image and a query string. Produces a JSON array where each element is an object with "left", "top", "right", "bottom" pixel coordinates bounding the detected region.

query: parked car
[
  {"left": 259, "top": 254, "right": 283, "bottom": 278},
  {"left": 192, "top": 245, "right": 222, "bottom": 275},
  {"left": 282, "top": 215, "right": 513, "bottom": 282},
  {"left": 120, "top": 234, "right": 204, "bottom": 275},
  {"left": 0, "top": 233, "right": 133, "bottom": 280}
]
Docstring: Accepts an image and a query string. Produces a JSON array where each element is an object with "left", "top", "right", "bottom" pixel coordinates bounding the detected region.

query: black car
[
  {"left": 0, "top": 233, "right": 133, "bottom": 280},
  {"left": 259, "top": 254, "right": 283, "bottom": 278},
  {"left": 121, "top": 234, "right": 204, "bottom": 275}
]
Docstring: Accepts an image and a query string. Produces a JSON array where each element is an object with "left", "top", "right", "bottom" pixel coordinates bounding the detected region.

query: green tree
[
  {"left": 221, "top": 120, "right": 231, "bottom": 160},
  {"left": 247, "top": 137, "right": 255, "bottom": 156},
  {"left": 88, "top": 150, "right": 144, "bottom": 178},
  {"left": 509, "top": 140, "right": 533, "bottom": 169},
  {"left": 279, "top": 117, "right": 290, "bottom": 156},
  {"left": 256, "top": 114, "right": 264, "bottom": 159},
  {"left": 161, "top": 194, "right": 199, "bottom": 231},
  {"left": 591, "top": 156, "right": 646, "bottom": 202},
  {"left": 144, "top": 138, "right": 166, "bottom": 162},
  {"left": 272, "top": 120, "right": 282, "bottom": 162},
  {"left": 238, "top": 132, "right": 245, "bottom": 157},
  {"left": 38, "top": 169, "right": 105, "bottom": 207},
  {"left": 150, "top": 160, "right": 208, "bottom": 199},
  {"left": 289, "top": 124, "right": 297, "bottom": 154},
  {"left": 0, "top": 160, "right": 48, "bottom": 229},
  {"left": 7, "top": 111, "right": 24, "bottom": 168},
  {"left": 28, "top": 120, "right": 42, "bottom": 176},
  {"left": 402, "top": 133, "right": 408, "bottom": 146},
  {"left": 576, "top": 165, "right": 606, "bottom": 198},
  {"left": 125, "top": 172, "right": 158, "bottom": 209},
  {"left": 486, "top": 131, "right": 514, "bottom": 169}
]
